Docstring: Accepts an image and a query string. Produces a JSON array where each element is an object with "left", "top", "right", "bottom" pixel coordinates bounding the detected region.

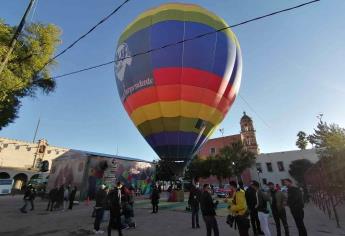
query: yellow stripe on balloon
[{"left": 130, "top": 101, "right": 224, "bottom": 126}]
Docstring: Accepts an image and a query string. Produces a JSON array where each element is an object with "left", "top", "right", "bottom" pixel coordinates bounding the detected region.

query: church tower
[{"left": 240, "top": 112, "right": 259, "bottom": 155}]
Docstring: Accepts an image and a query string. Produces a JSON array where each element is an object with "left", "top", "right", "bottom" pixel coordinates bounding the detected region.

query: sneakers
[
  {"left": 93, "top": 229, "right": 104, "bottom": 234},
  {"left": 20, "top": 209, "right": 27, "bottom": 213}
]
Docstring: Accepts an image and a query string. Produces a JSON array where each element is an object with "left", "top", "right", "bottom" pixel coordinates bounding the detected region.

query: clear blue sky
[{"left": 1, "top": 0, "right": 345, "bottom": 161}]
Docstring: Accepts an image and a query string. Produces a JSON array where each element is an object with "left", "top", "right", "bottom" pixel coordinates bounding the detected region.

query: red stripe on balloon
[
  {"left": 123, "top": 86, "right": 235, "bottom": 117},
  {"left": 124, "top": 67, "right": 236, "bottom": 115}
]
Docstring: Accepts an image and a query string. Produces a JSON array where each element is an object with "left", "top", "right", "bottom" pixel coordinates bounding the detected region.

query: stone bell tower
[{"left": 240, "top": 112, "right": 259, "bottom": 155}]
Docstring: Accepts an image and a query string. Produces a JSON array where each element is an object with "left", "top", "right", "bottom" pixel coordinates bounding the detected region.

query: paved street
[{"left": 0, "top": 195, "right": 344, "bottom": 236}]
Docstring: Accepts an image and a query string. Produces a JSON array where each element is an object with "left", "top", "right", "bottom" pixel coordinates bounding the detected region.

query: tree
[
  {"left": 288, "top": 159, "right": 313, "bottom": 185},
  {"left": 184, "top": 155, "right": 210, "bottom": 181},
  {"left": 207, "top": 154, "right": 232, "bottom": 186},
  {"left": 155, "top": 159, "right": 176, "bottom": 182},
  {"left": 0, "top": 20, "right": 61, "bottom": 129},
  {"left": 296, "top": 131, "right": 308, "bottom": 150},
  {"left": 224, "top": 142, "right": 256, "bottom": 182},
  {"left": 308, "top": 120, "right": 345, "bottom": 160}
]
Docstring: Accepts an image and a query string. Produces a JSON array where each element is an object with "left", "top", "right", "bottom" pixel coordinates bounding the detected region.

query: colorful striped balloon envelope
[{"left": 115, "top": 3, "right": 242, "bottom": 167}]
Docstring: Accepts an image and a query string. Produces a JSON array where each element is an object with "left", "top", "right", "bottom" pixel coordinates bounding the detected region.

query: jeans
[
  {"left": 152, "top": 202, "right": 158, "bottom": 213},
  {"left": 94, "top": 208, "right": 104, "bottom": 231},
  {"left": 191, "top": 206, "right": 199, "bottom": 228},
  {"left": 290, "top": 208, "right": 307, "bottom": 236},
  {"left": 272, "top": 208, "right": 289, "bottom": 236},
  {"left": 250, "top": 208, "right": 262, "bottom": 234},
  {"left": 203, "top": 215, "right": 219, "bottom": 236},
  {"left": 21, "top": 199, "right": 34, "bottom": 211},
  {"left": 258, "top": 211, "right": 271, "bottom": 236},
  {"left": 46, "top": 199, "right": 56, "bottom": 211},
  {"left": 108, "top": 210, "right": 122, "bottom": 236}
]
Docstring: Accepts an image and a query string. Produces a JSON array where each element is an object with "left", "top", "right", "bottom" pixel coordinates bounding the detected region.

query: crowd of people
[
  {"left": 188, "top": 178, "right": 308, "bottom": 236},
  {"left": 19, "top": 184, "right": 78, "bottom": 213},
  {"left": 18, "top": 178, "right": 308, "bottom": 236},
  {"left": 92, "top": 182, "right": 136, "bottom": 235}
]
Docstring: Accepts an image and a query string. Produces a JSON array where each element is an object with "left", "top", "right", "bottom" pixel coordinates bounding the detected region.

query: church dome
[{"left": 240, "top": 112, "right": 252, "bottom": 122}]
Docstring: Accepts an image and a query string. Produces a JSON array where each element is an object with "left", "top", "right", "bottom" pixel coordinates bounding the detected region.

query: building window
[
  {"left": 262, "top": 178, "right": 267, "bottom": 185},
  {"left": 15, "top": 145, "right": 20, "bottom": 150},
  {"left": 3, "top": 144, "right": 8, "bottom": 148},
  {"left": 266, "top": 162, "right": 273, "bottom": 172},
  {"left": 256, "top": 163, "right": 262, "bottom": 173},
  {"left": 47, "top": 150, "right": 51, "bottom": 154},
  {"left": 210, "top": 147, "right": 216, "bottom": 155},
  {"left": 277, "top": 161, "right": 285, "bottom": 171}
]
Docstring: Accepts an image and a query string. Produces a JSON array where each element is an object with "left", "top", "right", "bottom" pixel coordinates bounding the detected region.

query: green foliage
[
  {"left": 222, "top": 142, "right": 256, "bottom": 178},
  {"left": 308, "top": 120, "right": 345, "bottom": 160},
  {"left": 184, "top": 142, "right": 256, "bottom": 185},
  {"left": 288, "top": 159, "right": 313, "bottom": 185},
  {"left": 155, "top": 159, "right": 177, "bottom": 182},
  {"left": 0, "top": 20, "right": 61, "bottom": 129},
  {"left": 184, "top": 155, "right": 210, "bottom": 181},
  {"left": 296, "top": 131, "right": 308, "bottom": 150}
]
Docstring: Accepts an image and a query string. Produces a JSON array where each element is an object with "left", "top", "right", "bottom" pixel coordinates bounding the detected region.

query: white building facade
[{"left": 251, "top": 149, "right": 319, "bottom": 186}]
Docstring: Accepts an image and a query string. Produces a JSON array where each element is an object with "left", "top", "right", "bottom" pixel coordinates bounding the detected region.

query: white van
[{"left": 0, "top": 179, "right": 14, "bottom": 195}]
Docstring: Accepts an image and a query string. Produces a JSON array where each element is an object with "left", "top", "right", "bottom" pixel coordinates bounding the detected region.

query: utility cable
[
  {"left": 37, "top": 0, "right": 131, "bottom": 73},
  {"left": 51, "top": 0, "right": 320, "bottom": 80}
]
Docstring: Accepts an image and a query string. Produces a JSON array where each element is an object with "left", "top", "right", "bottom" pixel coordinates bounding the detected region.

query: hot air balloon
[{"left": 114, "top": 3, "right": 242, "bottom": 173}]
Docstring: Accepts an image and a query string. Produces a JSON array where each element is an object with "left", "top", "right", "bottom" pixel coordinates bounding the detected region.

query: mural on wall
[
  {"left": 87, "top": 156, "right": 154, "bottom": 198},
  {"left": 47, "top": 152, "right": 87, "bottom": 190}
]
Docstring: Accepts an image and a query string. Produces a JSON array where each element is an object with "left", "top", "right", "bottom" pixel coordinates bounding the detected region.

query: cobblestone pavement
[{"left": 0, "top": 195, "right": 344, "bottom": 236}]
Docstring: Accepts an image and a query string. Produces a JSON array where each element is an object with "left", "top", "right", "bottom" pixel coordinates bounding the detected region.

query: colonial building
[
  {"left": 251, "top": 149, "right": 319, "bottom": 186},
  {"left": 0, "top": 137, "right": 69, "bottom": 191},
  {"left": 197, "top": 112, "right": 259, "bottom": 184}
]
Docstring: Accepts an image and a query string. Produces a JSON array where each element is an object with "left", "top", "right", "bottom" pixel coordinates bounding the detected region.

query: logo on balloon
[{"left": 115, "top": 43, "right": 132, "bottom": 82}]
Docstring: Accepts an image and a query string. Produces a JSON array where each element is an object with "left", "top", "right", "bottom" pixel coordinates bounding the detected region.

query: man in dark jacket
[
  {"left": 200, "top": 184, "right": 219, "bottom": 236},
  {"left": 151, "top": 184, "right": 160, "bottom": 213},
  {"left": 284, "top": 178, "right": 307, "bottom": 236},
  {"left": 93, "top": 185, "right": 107, "bottom": 234},
  {"left": 188, "top": 183, "right": 201, "bottom": 229},
  {"left": 108, "top": 182, "right": 123, "bottom": 236},
  {"left": 46, "top": 186, "right": 58, "bottom": 211},
  {"left": 245, "top": 182, "right": 264, "bottom": 235},
  {"left": 20, "top": 184, "right": 35, "bottom": 213},
  {"left": 268, "top": 182, "right": 289, "bottom": 236},
  {"left": 68, "top": 186, "right": 77, "bottom": 210}
]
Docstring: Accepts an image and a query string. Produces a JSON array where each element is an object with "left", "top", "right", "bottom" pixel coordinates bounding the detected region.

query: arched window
[{"left": 0, "top": 172, "right": 10, "bottom": 179}]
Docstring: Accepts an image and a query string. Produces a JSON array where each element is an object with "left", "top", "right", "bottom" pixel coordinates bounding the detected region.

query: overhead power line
[
  {"left": 36, "top": 0, "right": 131, "bottom": 74},
  {"left": 51, "top": 0, "right": 320, "bottom": 80}
]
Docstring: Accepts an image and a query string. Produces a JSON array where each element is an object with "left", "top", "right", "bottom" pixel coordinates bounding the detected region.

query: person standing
[
  {"left": 268, "top": 182, "right": 289, "bottom": 236},
  {"left": 252, "top": 181, "right": 271, "bottom": 236},
  {"left": 57, "top": 185, "right": 64, "bottom": 209},
  {"left": 188, "top": 183, "right": 201, "bottom": 229},
  {"left": 93, "top": 185, "right": 107, "bottom": 234},
  {"left": 46, "top": 186, "right": 58, "bottom": 211},
  {"left": 245, "top": 181, "right": 264, "bottom": 235},
  {"left": 68, "top": 186, "right": 77, "bottom": 210},
  {"left": 108, "top": 182, "right": 123, "bottom": 236},
  {"left": 150, "top": 184, "right": 160, "bottom": 213},
  {"left": 228, "top": 181, "right": 250, "bottom": 236},
  {"left": 63, "top": 185, "right": 70, "bottom": 211},
  {"left": 284, "top": 179, "right": 307, "bottom": 236},
  {"left": 20, "top": 184, "right": 35, "bottom": 213},
  {"left": 200, "top": 184, "right": 219, "bottom": 236}
]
